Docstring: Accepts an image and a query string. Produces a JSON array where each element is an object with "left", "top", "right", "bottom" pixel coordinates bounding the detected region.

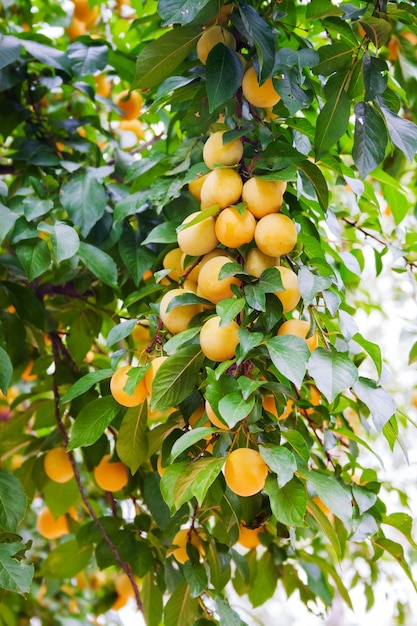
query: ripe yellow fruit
[
  {"left": 203, "top": 130, "right": 243, "bottom": 170},
  {"left": 172, "top": 528, "right": 204, "bottom": 564},
  {"left": 242, "top": 177, "right": 287, "bottom": 218},
  {"left": 244, "top": 247, "right": 278, "bottom": 277},
  {"left": 200, "top": 316, "right": 240, "bottom": 361},
  {"left": 177, "top": 212, "right": 219, "bottom": 256},
  {"left": 36, "top": 507, "right": 69, "bottom": 539},
  {"left": 44, "top": 448, "right": 74, "bottom": 484},
  {"left": 119, "top": 119, "right": 145, "bottom": 140},
  {"left": 110, "top": 365, "right": 149, "bottom": 407},
  {"left": 224, "top": 448, "right": 268, "bottom": 497},
  {"left": 214, "top": 206, "right": 256, "bottom": 248},
  {"left": 262, "top": 395, "right": 294, "bottom": 420},
  {"left": 131, "top": 322, "right": 150, "bottom": 346},
  {"left": 278, "top": 319, "right": 318, "bottom": 351},
  {"left": 163, "top": 247, "right": 184, "bottom": 281},
  {"left": 160, "top": 289, "right": 202, "bottom": 334},
  {"left": 274, "top": 266, "right": 300, "bottom": 313},
  {"left": 254, "top": 213, "right": 297, "bottom": 257},
  {"left": 144, "top": 355, "right": 168, "bottom": 395},
  {"left": 200, "top": 168, "right": 243, "bottom": 209},
  {"left": 197, "top": 25, "right": 236, "bottom": 65},
  {"left": 238, "top": 524, "right": 263, "bottom": 549},
  {"left": 205, "top": 399, "right": 229, "bottom": 429},
  {"left": 114, "top": 89, "right": 143, "bottom": 120},
  {"left": 73, "top": 0, "right": 98, "bottom": 23},
  {"left": 188, "top": 173, "right": 210, "bottom": 201},
  {"left": 94, "top": 73, "right": 112, "bottom": 98},
  {"left": 241, "top": 66, "right": 280, "bottom": 108},
  {"left": 94, "top": 454, "right": 128, "bottom": 492},
  {"left": 197, "top": 255, "right": 241, "bottom": 304},
  {"left": 206, "top": 3, "right": 234, "bottom": 26}
]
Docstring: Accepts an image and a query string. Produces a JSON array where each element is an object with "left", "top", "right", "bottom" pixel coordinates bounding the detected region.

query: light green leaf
[
  {"left": 151, "top": 346, "right": 205, "bottom": 410},
  {"left": 371, "top": 536, "right": 417, "bottom": 590},
  {"left": 170, "top": 427, "right": 217, "bottom": 462},
  {"left": 77, "top": 242, "right": 118, "bottom": 288},
  {"left": 40, "top": 540, "right": 93, "bottom": 579},
  {"left": 264, "top": 475, "right": 307, "bottom": 526},
  {"left": 382, "top": 512, "right": 417, "bottom": 551},
  {"left": 16, "top": 239, "right": 51, "bottom": 281},
  {"left": 60, "top": 171, "right": 107, "bottom": 237},
  {"left": 218, "top": 392, "right": 255, "bottom": 428},
  {"left": 259, "top": 445, "right": 297, "bottom": 488},
  {"left": 308, "top": 348, "right": 358, "bottom": 402},
  {"left": 352, "top": 333, "right": 382, "bottom": 379},
  {"left": 216, "top": 297, "right": 245, "bottom": 326},
  {"left": 0, "top": 35, "right": 22, "bottom": 71},
  {"left": 305, "top": 471, "right": 352, "bottom": 526},
  {"left": 0, "top": 542, "right": 34, "bottom": 594},
  {"left": 67, "top": 396, "right": 120, "bottom": 450},
  {"left": 132, "top": 26, "right": 202, "bottom": 90},
  {"left": 298, "top": 550, "right": 353, "bottom": 609},
  {"left": 315, "top": 90, "right": 350, "bottom": 159},
  {"left": 22, "top": 197, "right": 53, "bottom": 221},
  {"left": 267, "top": 335, "right": 310, "bottom": 388},
  {"left": 353, "top": 377, "right": 395, "bottom": 431},
  {"left": 352, "top": 484, "right": 377, "bottom": 515},
  {"left": 409, "top": 340, "right": 417, "bottom": 365},
  {"left": 142, "top": 572, "right": 163, "bottom": 626},
  {"left": 164, "top": 581, "right": 199, "bottom": 626},
  {"left": 116, "top": 403, "right": 149, "bottom": 474},
  {"left": 306, "top": 498, "right": 343, "bottom": 559},
  {"left": 298, "top": 266, "right": 333, "bottom": 305},
  {"left": 0, "top": 347, "right": 13, "bottom": 395},
  {"left": 142, "top": 222, "right": 178, "bottom": 245},
  {"left": 107, "top": 319, "right": 138, "bottom": 348},
  {"left": 60, "top": 369, "right": 113, "bottom": 404},
  {"left": 0, "top": 469, "right": 27, "bottom": 532},
  {"left": 0, "top": 203, "right": 18, "bottom": 243},
  {"left": 313, "top": 42, "right": 354, "bottom": 76},
  {"left": 175, "top": 457, "right": 225, "bottom": 508},
  {"left": 52, "top": 223, "right": 80, "bottom": 262}
]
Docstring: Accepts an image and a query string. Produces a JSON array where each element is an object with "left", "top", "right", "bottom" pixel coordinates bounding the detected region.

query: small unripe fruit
[
  {"left": 200, "top": 316, "right": 240, "bottom": 361},
  {"left": 203, "top": 130, "right": 243, "bottom": 170},
  {"left": 177, "top": 212, "right": 219, "bottom": 256}
]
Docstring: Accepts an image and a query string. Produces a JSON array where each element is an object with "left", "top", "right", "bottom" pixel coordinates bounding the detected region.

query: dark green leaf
[
  {"left": 0, "top": 469, "right": 27, "bottom": 532},
  {"left": 216, "top": 595, "right": 248, "bottom": 626},
  {"left": 142, "top": 222, "right": 178, "bottom": 245},
  {"left": 315, "top": 90, "right": 350, "bottom": 159},
  {"left": 358, "top": 17, "right": 392, "bottom": 48},
  {"left": 313, "top": 43, "right": 354, "bottom": 76},
  {"left": 151, "top": 346, "right": 205, "bottom": 410},
  {"left": 259, "top": 445, "right": 296, "bottom": 488},
  {"left": 0, "top": 347, "right": 13, "bottom": 395},
  {"left": 77, "top": 242, "right": 118, "bottom": 288},
  {"left": 60, "top": 171, "right": 107, "bottom": 237},
  {"left": 264, "top": 475, "right": 307, "bottom": 526},
  {"left": 183, "top": 559, "right": 208, "bottom": 598},
  {"left": 132, "top": 26, "right": 202, "bottom": 90},
  {"left": 67, "top": 396, "right": 120, "bottom": 450},
  {"left": 22, "top": 197, "right": 53, "bottom": 221},
  {"left": 60, "top": 369, "right": 112, "bottom": 404},
  {"left": 107, "top": 319, "right": 138, "bottom": 348},
  {"left": 353, "top": 102, "right": 387, "bottom": 179},
  {"left": 308, "top": 348, "right": 358, "bottom": 402},
  {"left": 275, "top": 70, "right": 313, "bottom": 115},
  {"left": 0, "top": 35, "right": 22, "bottom": 71},
  {"left": 296, "top": 160, "right": 329, "bottom": 210},
  {"left": 0, "top": 542, "right": 33, "bottom": 594},
  {"left": 237, "top": 3, "right": 275, "bottom": 80},
  {"left": 362, "top": 53, "right": 388, "bottom": 100},
  {"left": 379, "top": 100, "right": 417, "bottom": 162},
  {"left": 299, "top": 550, "right": 352, "bottom": 609},
  {"left": 116, "top": 403, "right": 149, "bottom": 474},
  {"left": 159, "top": 0, "right": 212, "bottom": 25},
  {"left": 67, "top": 42, "right": 108, "bottom": 77},
  {"left": 353, "top": 377, "right": 395, "bottom": 431},
  {"left": 16, "top": 239, "right": 51, "bottom": 281},
  {"left": 206, "top": 45, "right": 244, "bottom": 113},
  {"left": 0, "top": 203, "right": 18, "bottom": 243},
  {"left": 267, "top": 335, "right": 310, "bottom": 388},
  {"left": 352, "top": 484, "right": 377, "bottom": 515},
  {"left": 119, "top": 226, "right": 155, "bottom": 286}
]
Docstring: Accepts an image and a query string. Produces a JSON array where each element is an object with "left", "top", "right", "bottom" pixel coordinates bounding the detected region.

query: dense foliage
[{"left": 1, "top": 0, "right": 417, "bottom": 624}]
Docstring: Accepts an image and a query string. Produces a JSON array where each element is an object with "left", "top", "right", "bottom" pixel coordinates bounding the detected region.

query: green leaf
[
  {"left": 22, "top": 197, "right": 53, "bottom": 221},
  {"left": 306, "top": 498, "right": 343, "bottom": 559},
  {"left": 132, "top": 26, "right": 202, "bottom": 90},
  {"left": 40, "top": 540, "right": 93, "bottom": 579},
  {"left": 267, "top": 335, "right": 310, "bottom": 388},
  {"left": 296, "top": 159, "right": 329, "bottom": 210},
  {"left": 352, "top": 333, "right": 382, "bottom": 379},
  {"left": 107, "top": 319, "right": 138, "bottom": 348},
  {"left": 216, "top": 595, "right": 248, "bottom": 625},
  {"left": 378, "top": 99, "right": 417, "bottom": 162},
  {"left": 352, "top": 484, "right": 377, "bottom": 515},
  {"left": 362, "top": 53, "right": 388, "bottom": 100},
  {"left": 16, "top": 239, "right": 51, "bottom": 281},
  {"left": 170, "top": 427, "right": 218, "bottom": 462},
  {"left": 159, "top": 0, "right": 212, "bottom": 25},
  {"left": 0, "top": 347, "right": 13, "bottom": 395},
  {"left": 216, "top": 297, "right": 245, "bottom": 326},
  {"left": 315, "top": 90, "right": 350, "bottom": 159},
  {"left": 382, "top": 512, "right": 417, "bottom": 551},
  {"left": 67, "top": 42, "right": 108, "bottom": 77},
  {"left": 305, "top": 471, "right": 352, "bottom": 526},
  {"left": 238, "top": 4, "right": 275, "bottom": 80},
  {"left": 409, "top": 340, "right": 417, "bottom": 365},
  {"left": 60, "top": 369, "right": 113, "bottom": 404},
  {"left": 116, "top": 403, "right": 149, "bottom": 474},
  {"left": 299, "top": 550, "right": 352, "bottom": 609},
  {"left": 142, "top": 221, "right": 178, "bottom": 245},
  {"left": 77, "top": 242, "right": 118, "bottom": 288},
  {"left": 151, "top": 345, "right": 205, "bottom": 410},
  {"left": 142, "top": 572, "right": 163, "bottom": 626},
  {"left": 67, "top": 396, "right": 120, "bottom": 450},
  {"left": 313, "top": 43, "right": 354, "bottom": 76},
  {"left": 51, "top": 223, "right": 80, "bottom": 262},
  {"left": 358, "top": 17, "right": 392, "bottom": 48},
  {"left": 298, "top": 266, "right": 333, "bottom": 305},
  {"left": 22, "top": 38, "right": 70, "bottom": 72},
  {"left": 119, "top": 226, "right": 155, "bottom": 286},
  {"left": 264, "top": 475, "right": 307, "bottom": 526},
  {"left": 60, "top": 171, "right": 107, "bottom": 237},
  {"left": 43, "top": 479, "right": 79, "bottom": 518},
  {"left": 275, "top": 69, "right": 313, "bottom": 116},
  {"left": 353, "top": 102, "right": 388, "bottom": 179},
  {"left": 383, "top": 183, "right": 409, "bottom": 226},
  {"left": 0, "top": 542, "right": 34, "bottom": 594},
  {"left": 0, "top": 469, "right": 27, "bottom": 532},
  {"left": 183, "top": 559, "right": 208, "bottom": 598},
  {"left": 371, "top": 536, "right": 417, "bottom": 590},
  {"left": 259, "top": 445, "right": 296, "bottom": 488},
  {"left": 161, "top": 457, "right": 224, "bottom": 512},
  {"left": 308, "top": 348, "right": 358, "bottom": 402},
  {"left": 0, "top": 35, "right": 22, "bottom": 71},
  {"left": 164, "top": 581, "right": 199, "bottom": 626},
  {"left": 281, "top": 430, "right": 310, "bottom": 462},
  {"left": 352, "top": 377, "right": 395, "bottom": 431},
  {"left": 0, "top": 203, "right": 18, "bottom": 243},
  {"left": 206, "top": 45, "right": 244, "bottom": 113},
  {"left": 218, "top": 392, "right": 255, "bottom": 428}
]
